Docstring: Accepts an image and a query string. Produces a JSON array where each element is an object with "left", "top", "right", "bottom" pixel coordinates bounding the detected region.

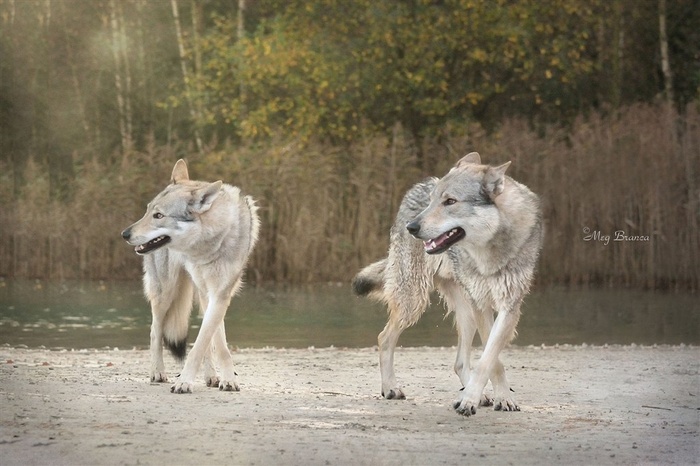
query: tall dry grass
[
  {"left": 0, "top": 103, "right": 697, "bottom": 289},
  {"left": 495, "top": 104, "right": 699, "bottom": 289}
]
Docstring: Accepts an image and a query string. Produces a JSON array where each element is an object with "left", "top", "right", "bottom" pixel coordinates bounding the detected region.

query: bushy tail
[
  {"left": 162, "top": 274, "right": 194, "bottom": 361},
  {"left": 352, "top": 258, "right": 387, "bottom": 300},
  {"left": 164, "top": 337, "right": 187, "bottom": 361}
]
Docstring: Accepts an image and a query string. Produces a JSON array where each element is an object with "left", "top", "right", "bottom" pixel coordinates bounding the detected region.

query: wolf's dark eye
[
  {"left": 153, "top": 212, "right": 164, "bottom": 219},
  {"left": 443, "top": 198, "right": 457, "bottom": 206}
]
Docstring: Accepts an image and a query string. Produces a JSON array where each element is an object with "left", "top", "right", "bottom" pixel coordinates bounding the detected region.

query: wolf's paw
[
  {"left": 151, "top": 372, "right": 168, "bottom": 383},
  {"left": 452, "top": 389, "right": 481, "bottom": 416},
  {"left": 206, "top": 376, "right": 220, "bottom": 388},
  {"left": 479, "top": 393, "right": 494, "bottom": 407},
  {"left": 493, "top": 396, "right": 520, "bottom": 412},
  {"left": 381, "top": 388, "right": 406, "bottom": 400},
  {"left": 170, "top": 379, "right": 194, "bottom": 394},
  {"left": 218, "top": 379, "right": 240, "bottom": 392},
  {"left": 452, "top": 398, "right": 478, "bottom": 416}
]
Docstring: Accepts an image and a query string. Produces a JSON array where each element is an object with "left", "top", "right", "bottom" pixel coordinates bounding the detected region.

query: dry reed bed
[{"left": 0, "top": 103, "right": 697, "bottom": 289}]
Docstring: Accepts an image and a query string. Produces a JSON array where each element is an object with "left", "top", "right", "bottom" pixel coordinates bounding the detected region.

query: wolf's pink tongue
[
  {"left": 424, "top": 232, "right": 450, "bottom": 252},
  {"left": 423, "top": 228, "right": 466, "bottom": 254}
]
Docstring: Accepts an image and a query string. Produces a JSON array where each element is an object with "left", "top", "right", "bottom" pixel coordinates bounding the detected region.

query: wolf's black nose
[
  {"left": 406, "top": 221, "right": 421, "bottom": 236},
  {"left": 121, "top": 228, "right": 131, "bottom": 241}
]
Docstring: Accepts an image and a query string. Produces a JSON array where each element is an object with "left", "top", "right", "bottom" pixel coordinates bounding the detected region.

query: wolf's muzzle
[
  {"left": 406, "top": 220, "right": 421, "bottom": 237},
  {"left": 121, "top": 227, "right": 132, "bottom": 241}
]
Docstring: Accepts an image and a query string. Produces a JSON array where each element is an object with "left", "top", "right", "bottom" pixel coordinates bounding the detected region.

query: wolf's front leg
[
  {"left": 476, "top": 309, "right": 518, "bottom": 411},
  {"left": 211, "top": 322, "right": 239, "bottom": 391},
  {"left": 171, "top": 298, "right": 229, "bottom": 394},
  {"left": 453, "top": 309, "right": 519, "bottom": 416},
  {"left": 149, "top": 313, "right": 168, "bottom": 383},
  {"left": 454, "top": 316, "right": 495, "bottom": 408},
  {"left": 439, "top": 281, "right": 477, "bottom": 388}
]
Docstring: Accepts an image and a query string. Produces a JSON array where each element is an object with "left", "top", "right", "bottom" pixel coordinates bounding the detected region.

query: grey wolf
[
  {"left": 121, "top": 159, "right": 260, "bottom": 393},
  {"left": 353, "top": 152, "right": 543, "bottom": 416}
]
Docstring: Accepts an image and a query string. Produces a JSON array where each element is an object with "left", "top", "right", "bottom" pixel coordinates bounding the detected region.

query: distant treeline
[
  {"left": 0, "top": 102, "right": 698, "bottom": 290},
  {"left": 1, "top": 0, "right": 698, "bottom": 173},
  {"left": 1, "top": 1, "right": 698, "bottom": 289}
]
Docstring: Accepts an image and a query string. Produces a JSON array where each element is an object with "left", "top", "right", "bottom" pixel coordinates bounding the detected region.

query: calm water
[{"left": 0, "top": 280, "right": 697, "bottom": 349}]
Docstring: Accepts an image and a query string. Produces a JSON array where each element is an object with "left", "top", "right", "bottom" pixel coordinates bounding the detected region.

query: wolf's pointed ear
[
  {"left": 482, "top": 162, "right": 511, "bottom": 198},
  {"left": 455, "top": 152, "right": 481, "bottom": 168},
  {"left": 190, "top": 181, "right": 222, "bottom": 214},
  {"left": 171, "top": 159, "right": 189, "bottom": 183}
]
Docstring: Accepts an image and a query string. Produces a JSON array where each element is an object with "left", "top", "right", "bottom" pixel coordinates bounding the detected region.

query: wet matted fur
[{"left": 353, "top": 152, "right": 543, "bottom": 416}]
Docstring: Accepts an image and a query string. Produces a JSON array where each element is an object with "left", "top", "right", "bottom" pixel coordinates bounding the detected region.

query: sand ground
[{"left": 1, "top": 345, "right": 698, "bottom": 465}]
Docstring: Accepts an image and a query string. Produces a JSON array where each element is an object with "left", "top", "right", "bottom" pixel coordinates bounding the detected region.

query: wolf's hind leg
[
  {"left": 378, "top": 306, "right": 409, "bottom": 400},
  {"left": 203, "top": 346, "right": 219, "bottom": 388}
]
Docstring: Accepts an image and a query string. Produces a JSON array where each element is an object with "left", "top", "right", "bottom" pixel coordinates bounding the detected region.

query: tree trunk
[
  {"left": 611, "top": 0, "right": 624, "bottom": 108},
  {"left": 658, "top": 0, "right": 674, "bottom": 104},
  {"left": 117, "top": 0, "right": 133, "bottom": 152},
  {"left": 237, "top": 0, "right": 247, "bottom": 119},
  {"left": 190, "top": 0, "right": 205, "bottom": 143},
  {"left": 109, "top": 0, "right": 129, "bottom": 154},
  {"left": 170, "top": 0, "right": 204, "bottom": 154},
  {"left": 135, "top": 0, "right": 153, "bottom": 144}
]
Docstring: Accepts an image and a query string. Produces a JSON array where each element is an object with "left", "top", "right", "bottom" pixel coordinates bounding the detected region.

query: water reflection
[{"left": 0, "top": 280, "right": 696, "bottom": 349}]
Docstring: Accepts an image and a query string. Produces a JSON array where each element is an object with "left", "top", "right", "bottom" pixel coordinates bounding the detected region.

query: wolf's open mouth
[
  {"left": 135, "top": 235, "right": 171, "bottom": 255},
  {"left": 424, "top": 228, "right": 465, "bottom": 255}
]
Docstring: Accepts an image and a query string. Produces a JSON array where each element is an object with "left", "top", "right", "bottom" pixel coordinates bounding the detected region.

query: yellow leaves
[
  {"left": 404, "top": 71, "right": 425, "bottom": 84},
  {"left": 384, "top": 32, "right": 395, "bottom": 47},
  {"left": 466, "top": 92, "right": 482, "bottom": 106},
  {"left": 471, "top": 48, "right": 488, "bottom": 62},
  {"left": 188, "top": 0, "right": 608, "bottom": 142}
]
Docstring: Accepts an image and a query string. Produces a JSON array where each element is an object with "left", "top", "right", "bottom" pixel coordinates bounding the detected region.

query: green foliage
[
  {"left": 191, "top": 0, "right": 670, "bottom": 142},
  {"left": 1, "top": 0, "right": 698, "bottom": 157}
]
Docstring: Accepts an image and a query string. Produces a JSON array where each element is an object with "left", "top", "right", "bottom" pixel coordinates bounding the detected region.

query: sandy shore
[{"left": 1, "top": 345, "right": 698, "bottom": 465}]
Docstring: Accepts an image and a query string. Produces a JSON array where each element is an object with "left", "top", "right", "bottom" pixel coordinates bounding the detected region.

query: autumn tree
[{"left": 191, "top": 0, "right": 608, "bottom": 146}]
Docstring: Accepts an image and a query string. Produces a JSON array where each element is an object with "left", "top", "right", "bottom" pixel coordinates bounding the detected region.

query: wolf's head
[
  {"left": 121, "top": 159, "right": 222, "bottom": 255},
  {"left": 406, "top": 152, "right": 510, "bottom": 255}
]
